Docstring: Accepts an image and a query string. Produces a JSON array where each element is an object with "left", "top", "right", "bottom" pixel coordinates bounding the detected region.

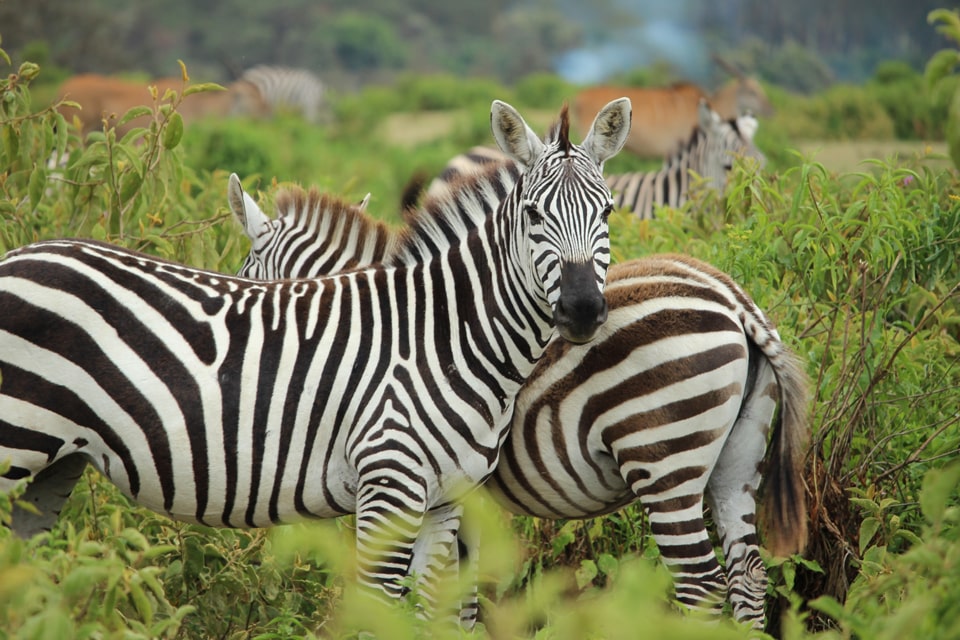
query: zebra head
[
  {"left": 228, "top": 175, "right": 277, "bottom": 279},
  {"left": 490, "top": 98, "right": 631, "bottom": 344},
  {"left": 695, "top": 99, "right": 766, "bottom": 190},
  {"left": 228, "top": 174, "right": 374, "bottom": 279}
]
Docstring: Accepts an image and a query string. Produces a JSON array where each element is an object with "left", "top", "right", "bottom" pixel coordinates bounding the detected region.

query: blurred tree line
[{"left": 1, "top": 0, "right": 953, "bottom": 91}]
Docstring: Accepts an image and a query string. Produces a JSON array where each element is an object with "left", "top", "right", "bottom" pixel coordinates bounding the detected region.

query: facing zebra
[
  {"left": 229, "top": 167, "right": 810, "bottom": 630},
  {"left": 239, "top": 65, "right": 327, "bottom": 123},
  {"left": 0, "top": 98, "right": 632, "bottom": 610}
]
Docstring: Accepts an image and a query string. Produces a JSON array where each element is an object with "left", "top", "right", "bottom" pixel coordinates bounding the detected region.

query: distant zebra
[
  {"left": 0, "top": 98, "right": 632, "bottom": 613},
  {"left": 605, "top": 99, "right": 766, "bottom": 218},
  {"left": 240, "top": 65, "right": 326, "bottom": 123},
  {"left": 422, "top": 101, "right": 764, "bottom": 220},
  {"left": 229, "top": 164, "right": 810, "bottom": 629}
]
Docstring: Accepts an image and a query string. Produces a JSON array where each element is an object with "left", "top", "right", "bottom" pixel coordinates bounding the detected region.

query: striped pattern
[
  {"left": 420, "top": 101, "right": 765, "bottom": 221},
  {"left": 230, "top": 159, "right": 809, "bottom": 631},
  {"left": 605, "top": 100, "right": 766, "bottom": 218},
  {"left": 240, "top": 65, "right": 326, "bottom": 123},
  {"left": 0, "top": 98, "right": 632, "bottom": 611}
]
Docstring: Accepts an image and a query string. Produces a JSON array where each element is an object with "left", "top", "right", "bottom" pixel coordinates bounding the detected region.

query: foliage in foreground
[{"left": 2, "top": 49, "right": 960, "bottom": 639}]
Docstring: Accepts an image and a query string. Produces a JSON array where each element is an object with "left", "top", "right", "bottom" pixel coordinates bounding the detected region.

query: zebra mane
[
  {"left": 545, "top": 103, "right": 573, "bottom": 155},
  {"left": 272, "top": 185, "right": 396, "bottom": 261},
  {"left": 391, "top": 161, "right": 520, "bottom": 265}
]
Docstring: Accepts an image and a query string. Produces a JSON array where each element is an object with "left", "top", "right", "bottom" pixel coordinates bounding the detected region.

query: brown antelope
[
  {"left": 55, "top": 74, "right": 269, "bottom": 138},
  {"left": 573, "top": 59, "right": 772, "bottom": 158}
]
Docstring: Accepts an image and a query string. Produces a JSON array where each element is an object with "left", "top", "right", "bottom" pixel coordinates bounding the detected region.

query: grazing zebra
[
  {"left": 605, "top": 100, "right": 766, "bottom": 218},
  {"left": 0, "top": 98, "right": 632, "bottom": 613},
  {"left": 420, "top": 101, "right": 764, "bottom": 220},
  {"left": 228, "top": 170, "right": 810, "bottom": 630},
  {"left": 240, "top": 65, "right": 327, "bottom": 123}
]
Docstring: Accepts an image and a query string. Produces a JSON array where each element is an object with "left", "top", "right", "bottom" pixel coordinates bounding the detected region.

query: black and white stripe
[
  {"left": 423, "top": 102, "right": 765, "bottom": 222},
  {"left": 240, "top": 65, "right": 327, "bottom": 123},
  {"left": 0, "top": 99, "right": 632, "bottom": 611},
  {"left": 605, "top": 100, "right": 766, "bottom": 218},
  {"left": 230, "top": 150, "right": 809, "bottom": 631}
]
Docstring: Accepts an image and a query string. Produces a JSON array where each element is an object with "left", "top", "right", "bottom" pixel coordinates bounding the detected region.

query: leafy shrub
[
  {"left": 868, "top": 61, "right": 949, "bottom": 139},
  {"left": 770, "top": 84, "right": 896, "bottom": 140},
  {"left": 393, "top": 73, "right": 512, "bottom": 111},
  {"left": 926, "top": 8, "right": 960, "bottom": 169},
  {"left": 513, "top": 71, "right": 577, "bottom": 108}
]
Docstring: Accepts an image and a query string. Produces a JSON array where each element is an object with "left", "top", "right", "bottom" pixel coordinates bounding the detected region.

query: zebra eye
[
  {"left": 601, "top": 203, "right": 613, "bottom": 223},
  {"left": 525, "top": 204, "right": 543, "bottom": 225}
]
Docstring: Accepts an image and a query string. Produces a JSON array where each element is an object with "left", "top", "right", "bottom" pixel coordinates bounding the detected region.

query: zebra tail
[{"left": 761, "top": 348, "right": 812, "bottom": 557}]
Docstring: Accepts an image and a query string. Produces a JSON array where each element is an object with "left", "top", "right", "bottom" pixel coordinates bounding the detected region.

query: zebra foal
[
  {"left": 230, "top": 169, "right": 810, "bottom": 629},
  {"left": 0, "top": 98, "right": 632, "bottom": 610}
]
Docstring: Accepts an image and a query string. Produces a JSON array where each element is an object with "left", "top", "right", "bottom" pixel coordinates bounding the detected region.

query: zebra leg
[
  {"left": 456, "top": 518, "right": 481, "bottom": 630},
  {"left": 7, "top": 453, "right": 88, "bottom": 538},
  {"left": 408, "top": 502, "right": 469, "bottom": 626},
  {"left": 706, "top": 361, "right": 779, "bottom": 629},
  {"left": 643, "top": 494, "right": 729, "bottom": 616},
  {"left": 353, "top": 471, "right": 427, "bottom": 604}
]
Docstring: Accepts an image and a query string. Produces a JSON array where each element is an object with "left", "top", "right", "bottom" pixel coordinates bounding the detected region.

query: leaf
[
  {"left": 928, "top": 9, "right": 960, "bottom": 41},
  {"left": 858, "top": 516, "right": 881, "bottom": 556},
  {"left": 162, "top": 112, "right": 184, "bottom": 150},
  {"left": 574, "top": 559, "right": 598, "bottom": 589},
  {"left": 120, "top": 171, "right": 143, "bottom": 203},
  {"left": 924, "top": 49, "right": 960, "bottom": 91},
  {"left": 183, "top": 82, "right": 226, "bottom": 96},
  {"left": 128, "top": 576, "right": 154, "bottom": 626},
  {"left": 596, "top": 553, "right": 618, "bottom": 579},
  {"left": 919, "top": 460, "right": 960, "bottom": 525},
  {"left": 118, "top": 105, "right": 153, "bottom": 128},
  {"left": 808, "top": 594, "right": 846, "bottom": 621},
  {"left": 27, "top": 166, "right": 46, "bottom": 211},
  {"left": 2, "top": 124, "right": 19, "bottom": 162}
]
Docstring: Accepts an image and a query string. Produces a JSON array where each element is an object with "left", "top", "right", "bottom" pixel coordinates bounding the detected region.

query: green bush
[
  {"left": 770, "top": 84, "right": 896, "bottom": 140},
  {"left": 513, "top": 71, "right": 577, "bottom": 108},
  {"left": 867, "top": 61, "right": 949, "bottom": 139},
  {"left": 926, "top": 8, "right": 960, "bottom": 169}
]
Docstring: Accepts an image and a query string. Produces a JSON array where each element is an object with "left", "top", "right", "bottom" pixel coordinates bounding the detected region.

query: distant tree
[{"left": 320, "top": 12, "right": 408, "bottom": 72}]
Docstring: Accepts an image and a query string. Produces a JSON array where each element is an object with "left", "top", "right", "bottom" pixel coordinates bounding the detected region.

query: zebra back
[{"left": 239, "top": 65, "right": 326, "bottom": 123}]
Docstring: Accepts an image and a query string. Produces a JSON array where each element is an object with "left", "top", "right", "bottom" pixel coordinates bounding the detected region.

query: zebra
[
  {"left": 228, "top": 165, "right": 810, "bottom": 630},
  {"left": 421, "top": 100, "right": 765, "bottom": 220},
  {"left": 605, "top": 99, "right": 766, "bottom": 218},
  {"left": 239, "top": 65, "right": 327, "bottom": 123},
  {"left": 0, "top": 98, "right": 632, "bottom": 614}
]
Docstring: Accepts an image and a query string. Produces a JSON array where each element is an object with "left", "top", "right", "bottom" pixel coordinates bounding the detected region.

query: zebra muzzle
[{"left": 553, "top": 261, "right": 608, "bottom": 344}]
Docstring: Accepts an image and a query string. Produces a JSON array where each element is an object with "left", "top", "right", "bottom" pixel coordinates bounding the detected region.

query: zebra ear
[
  {"left": 357, "top": 193, "right": 372, "bottom": 212},
  {"left": 698, "top": 99, "right": 721, "bottom": 131},
  {"left": 580, "top": 97, "right": 631, "bottom": 167},
  {"left": 227, "top": 173, "right": 270, "bottom": 242},
  {"left": 736, "top": 113, "right": 759, "bottom": 143},
  {"left": 490, "top": 100, "right": 545, "bottom": 169}
]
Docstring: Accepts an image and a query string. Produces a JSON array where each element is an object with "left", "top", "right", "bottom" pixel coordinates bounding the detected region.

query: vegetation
[
  {"left": 926, "top": 8, "right": 960, "bottom": 168},
  {"left": 1, "top": 33, "right": 959, "bottom": 640}
]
